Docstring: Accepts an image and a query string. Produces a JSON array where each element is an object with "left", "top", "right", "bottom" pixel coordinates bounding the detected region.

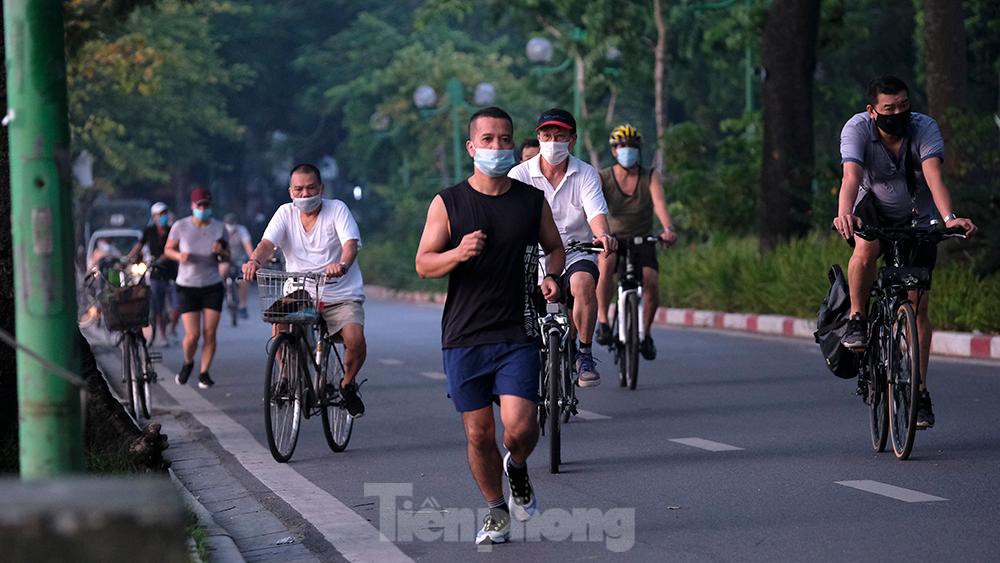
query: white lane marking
[
  {"left": 835, "top": 480, "right": 948, "bottom": 503},
  {"left": 419, "top": 371, "right": 446, "bottom": 381},
  {"left": 379, "top": 359, "right": 404, "bottom": 366},
  {"left": 160, "top": 381, "right": 412, "bottom": 562},
  {"left": 575, "top": 409, "right": 612, "bottom": 420},
  {"left": 669, "top": 437, "right": 744, "bottom": 452}
]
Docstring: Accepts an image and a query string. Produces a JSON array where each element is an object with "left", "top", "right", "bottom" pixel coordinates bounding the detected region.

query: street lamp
[
  {"left": 526, "top": 35, "right": 584, "bottom": 158},
  {"left": 414, "top": 78, "right": 493, "bottom": 184}
]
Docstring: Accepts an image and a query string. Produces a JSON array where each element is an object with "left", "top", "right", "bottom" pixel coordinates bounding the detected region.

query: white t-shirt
[
  {"left": 225, "top": 223, "right": 252, "bottom": 262},
  {"left": 261, "top": 199, "right": 364, "bottom": 303},
  {"left": 508, "top": 154, "right": 608, "bottom": 269},
  {"left": 168, "top": 217, "right": 227, "bottom": 288}
]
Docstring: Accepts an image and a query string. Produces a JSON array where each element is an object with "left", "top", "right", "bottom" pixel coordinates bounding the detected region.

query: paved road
[{"left": 94, "top": 297, "right": 1000, "bottom": 561}]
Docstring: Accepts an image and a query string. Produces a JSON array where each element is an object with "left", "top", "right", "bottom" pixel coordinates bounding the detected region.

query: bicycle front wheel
[
  {"left": 547, "top": 331, "right": 561, "bottom": 474},
  {"left": 888, "top": 302, "right": 920, "bottom": 460},
  {"left": 320, "top": 343, "right": 354, "bottom": 453},
  {"left": 625, "top": 292, "right": 640, "bottom": 390},
  {"left": 613, "top": 308, "right": 627, "bottom": 387},
  {"left": 133, "top": 334, "right": 151, "bottom": 419},
  {"left": 228, "top": 281, "right": 239, "bottom": 327},
  {"left": 264, "top": 332, "right": 304, "bottom": 463},
  {"left": 121, "top": 333, "right": 138, "bottom": 417}
]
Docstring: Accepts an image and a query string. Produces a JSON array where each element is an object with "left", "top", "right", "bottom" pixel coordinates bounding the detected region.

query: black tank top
[{"left": 439, "top": 179, "right": 543, "bottom": 348}]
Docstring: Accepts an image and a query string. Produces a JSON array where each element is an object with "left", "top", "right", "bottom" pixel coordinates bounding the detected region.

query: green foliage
[{"left": 67, "top": 0, "right": 248, "bottom": 188}]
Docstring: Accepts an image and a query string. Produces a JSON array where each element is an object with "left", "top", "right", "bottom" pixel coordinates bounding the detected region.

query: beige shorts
[{"left": 321, "top": 300, "right": 365, "bottom": 335}]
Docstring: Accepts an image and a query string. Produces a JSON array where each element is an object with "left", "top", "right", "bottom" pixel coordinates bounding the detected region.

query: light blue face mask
[
  {"left": 615, "top": 147, "right": 639, "bottom": 168},
  {"left": 473, "top": 147, "right": 517, "bottom": 177},
  {"left": 192, "top": 208, "right": 212, "bottom": 220},
  {"left": 157, "top": 215, "right": 169, "bottom": 226}
]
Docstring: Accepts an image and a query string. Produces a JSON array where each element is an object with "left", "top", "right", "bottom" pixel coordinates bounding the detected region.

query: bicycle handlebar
[
  {"left": 566, "top": 240, "right": 605, "bottom": 254},
  {"left": 852, "top": 221, "right": 967, "bottom": 243}
]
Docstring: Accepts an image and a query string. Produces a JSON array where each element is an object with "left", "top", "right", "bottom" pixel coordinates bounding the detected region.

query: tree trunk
[
  {"left": 0, "top": 7, "right": 18, "bottom": 454},
  {"left": 922, "top": 0, "right": 966, "bottom": 178},
  {"left": 574, "top": 51, "right": 601, "bottom": 168},
  {"left": 758, "top": 0, "right": 820, "bottom": 251},
  {"left": 653, "top": 0, "right": 668, "bottom": 173}
]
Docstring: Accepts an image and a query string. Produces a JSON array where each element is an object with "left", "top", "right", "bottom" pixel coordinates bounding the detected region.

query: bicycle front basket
[
  {"left": 256, "top": 270, "right": 326, "bottom": 324},
  {"left": 101, "top": 284, "right": 150, "bottom": 331}
]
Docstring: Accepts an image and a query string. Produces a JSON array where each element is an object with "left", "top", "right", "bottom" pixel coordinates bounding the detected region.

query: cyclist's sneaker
[
  {"left": 576, "top": 352, "right": 601, "bottom": 387},
  {"left": 640, "top": 335, "right": 657, "bottom": 361},
  {"left": 916, "top": 390, "right": 935, "bottom": 429},
  {"left": 841, "top": 313, "right": 867, "bottom": 351},
  {"left": 504, "top": 452, "right": 537, "bottom": 522},
  {"left": 595, "top": 322, "right": 613, "bottom": 346},
  {"left": 340, "top": 381, "right": 365, "bottom": 418},
  {"left": 240, "top": 307, "right": 248, "bottom": 319},
  {"left": 198, "top": 372, "right": 215, "bottom": 389},
  {"left": 475, "top": 508, "right": 510, "bottom": 545},
  {"left": 175, "top": 362, "right": 194, "bottom": 385}
]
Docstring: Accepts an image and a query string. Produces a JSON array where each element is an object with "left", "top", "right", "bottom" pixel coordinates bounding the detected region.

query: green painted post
[
  {"left": 447, "top": 78, "right": 464, "bottom": 184},
  {"left": 4, "top": 0, "right": 84, "bottom": 477}
]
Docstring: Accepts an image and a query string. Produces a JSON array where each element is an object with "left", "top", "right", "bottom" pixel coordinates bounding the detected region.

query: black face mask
[{"left": 874, "top": 109, "right": 911, "bottom": 138}]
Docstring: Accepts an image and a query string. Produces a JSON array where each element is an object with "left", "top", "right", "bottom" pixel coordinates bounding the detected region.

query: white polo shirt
[{"left": 509, "top": 154, "right": 608, "bottom": 269}]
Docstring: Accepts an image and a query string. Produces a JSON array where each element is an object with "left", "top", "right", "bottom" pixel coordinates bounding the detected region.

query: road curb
[{"left": 366, "top": 286, "right": 1000, "bottom": 360}]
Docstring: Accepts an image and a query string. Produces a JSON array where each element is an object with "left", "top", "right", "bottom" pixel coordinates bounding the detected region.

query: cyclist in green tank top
[{"left": 595, "top": 124, "right": 677, "bottom": 360}]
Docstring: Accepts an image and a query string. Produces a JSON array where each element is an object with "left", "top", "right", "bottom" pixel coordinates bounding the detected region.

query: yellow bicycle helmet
[{"left": 609, "top": 124, "right": 641, "bottom": 147}]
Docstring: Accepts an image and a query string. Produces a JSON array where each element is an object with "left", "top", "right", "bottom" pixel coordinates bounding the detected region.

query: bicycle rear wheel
[
  {"left": 625, "top": 292, "right": 640, "bottom": 390},
  {"left": 561, "top": 341, "right": 575, "bottom": 424},
  {"left": 264, "top": 332, "right": 303, "bottom": 462},
  {"left": 320, "top": 343, "right": 354, "bottom": 453},
  {"left": 121, "top": 333, "right": 138, "bottom": 417},
  {"left": 547, "top": 331, "right": 561, "bottom": 474},
  {"left": 888, "top": 302, "right": 920, "bottom": 460}
]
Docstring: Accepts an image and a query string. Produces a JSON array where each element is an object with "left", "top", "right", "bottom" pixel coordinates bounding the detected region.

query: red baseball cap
[{"left": 190, "top": 187, "right": 212, "bottom": 205}]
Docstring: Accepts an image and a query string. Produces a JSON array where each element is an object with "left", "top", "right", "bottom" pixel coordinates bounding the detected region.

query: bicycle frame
[
  {"left": 614, "top": 241, "right": 646, "bottom": 345},
  {"left": 537, "top": 301, "right": 575, "bottom": 420}
]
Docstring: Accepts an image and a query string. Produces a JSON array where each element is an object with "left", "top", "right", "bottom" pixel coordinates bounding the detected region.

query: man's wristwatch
[{"left": 943, "top": 212, "right": 958, "bottom": 222}]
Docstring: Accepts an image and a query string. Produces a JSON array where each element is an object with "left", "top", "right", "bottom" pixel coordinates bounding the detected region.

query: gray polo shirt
[{"left": 840, "top": 111, "right": 945, "bottom": 223}]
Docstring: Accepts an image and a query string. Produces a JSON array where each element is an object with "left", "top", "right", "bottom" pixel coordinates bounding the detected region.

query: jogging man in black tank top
[{"left": 416, "top": 107, "right": 565, "bottom": 545}]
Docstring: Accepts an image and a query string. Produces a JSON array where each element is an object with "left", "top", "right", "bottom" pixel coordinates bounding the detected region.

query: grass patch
[
  {"left": 662, "top": 233, "right": 1000, "bottom": 333},
  {"left": 185, "top": 508, "right": 209, "bottom": 562}
]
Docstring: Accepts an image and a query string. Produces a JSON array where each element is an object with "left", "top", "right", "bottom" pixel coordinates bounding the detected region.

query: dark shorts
[
  {"left": 853, "top": 192, "right": 938, "bottom": 272},
  {"left": 442, "top": 342, "right": 540, "bottom": 412},
  {"left": 561, "top": 259, "right": 600, "bottom": 299},
  {"left": 623, "top": 241, "right": 659, "bottom": 272},
  {"left": 177, "top": 283, "right": 225, "bottom": 314}
]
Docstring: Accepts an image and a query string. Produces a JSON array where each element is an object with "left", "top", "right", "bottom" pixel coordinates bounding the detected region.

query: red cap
[{"left": 190, "top": 187, "right": 212, "bottom": 205}]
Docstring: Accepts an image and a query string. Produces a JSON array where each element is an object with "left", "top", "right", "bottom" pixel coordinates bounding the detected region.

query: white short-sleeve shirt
[
  {"left": 509, "top": 154, "right": 608, "bottom": 269},
  {"left": 262, "top": 199, "right": 364, "bottom": 303}
]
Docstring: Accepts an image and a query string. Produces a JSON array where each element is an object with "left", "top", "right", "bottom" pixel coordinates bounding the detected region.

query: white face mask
[
  {"left": 539, "top": 141, "right": 571, "bottom": 165},
  {"left": 293, "top": 195, "right": 322, "bottom": 213}
]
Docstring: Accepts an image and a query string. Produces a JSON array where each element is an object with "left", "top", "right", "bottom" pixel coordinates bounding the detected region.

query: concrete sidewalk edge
[
  {"left": 366, "top": 285, "right": 1000, "bottom": 360},
  {"left": 170, "top": 468, "right": 247, "bottom": 563}
]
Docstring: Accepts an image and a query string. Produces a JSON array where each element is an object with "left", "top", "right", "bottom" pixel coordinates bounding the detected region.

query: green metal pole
[
  {"left": 5, "top": 0, "right": 84, "bottom": 477},
  {"left": 447, "top": 78, "right": 464, "bottom": 184}
]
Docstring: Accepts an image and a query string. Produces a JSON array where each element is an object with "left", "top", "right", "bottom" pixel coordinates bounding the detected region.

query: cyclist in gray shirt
[{"left": 833, "top": 75, "right": 977, "bottom": 429}]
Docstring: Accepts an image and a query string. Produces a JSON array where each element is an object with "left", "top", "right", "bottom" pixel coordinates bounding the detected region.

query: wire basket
[
  {"left": 256, "top": 269, "right": 330, "bottom": 324},
  {"left": 101, "top": 283, "right": 150, "bottom": 331}
]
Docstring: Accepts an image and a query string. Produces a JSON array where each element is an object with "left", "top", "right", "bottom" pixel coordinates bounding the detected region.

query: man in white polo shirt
[
  {"left": 509, "top": 108, "right": 617, "bottom": 387},
  {"left": 243, "top": 163, "right": 367, "bottom": 416}
]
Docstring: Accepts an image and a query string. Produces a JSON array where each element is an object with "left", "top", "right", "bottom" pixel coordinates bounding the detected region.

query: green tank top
[{"left": 599, "top": 165, "right": 654, "bottom": 238}]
